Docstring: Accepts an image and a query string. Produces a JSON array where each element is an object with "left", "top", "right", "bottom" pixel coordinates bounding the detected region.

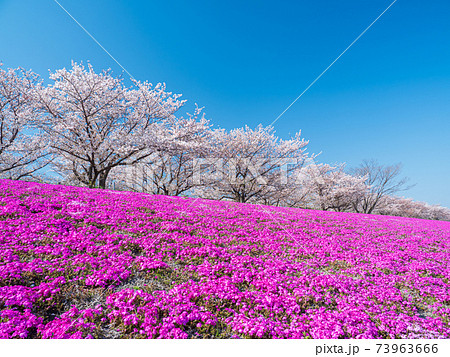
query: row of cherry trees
[{"left": 1, "top": 62, "right": 449, "bottom": 220}]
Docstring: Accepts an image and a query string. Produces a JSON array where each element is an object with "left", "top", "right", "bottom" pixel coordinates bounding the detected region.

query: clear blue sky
[{"left": 1, "top": 0, "right": 449, "bottom": 207}]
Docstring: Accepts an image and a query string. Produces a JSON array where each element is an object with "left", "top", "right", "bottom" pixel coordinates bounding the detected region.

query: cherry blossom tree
[
  {"left": 192, "top": 125, "right": 309, "bottom": 203},
  {"left": 109, "top": 106, "right": 211, "bottom": 195},
  {"left": 0, "top": 64, "right": 49, "bottom": 180},
  {"left": 296, "top": 163, "right": 368, "bottom": 212},
  {"left": 35, "top": 62, "right": 206, "bottom": 189},
  {"left": 428, "top": 204, "right": 450, "bottom": 221},
  {"left": 349, "top": 160, "right": 413, "bottom": 214}
]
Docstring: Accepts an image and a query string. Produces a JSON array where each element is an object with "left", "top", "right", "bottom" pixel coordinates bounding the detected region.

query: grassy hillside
[{"left": 0, "top": 179, "right": 449, "bottom": 339}]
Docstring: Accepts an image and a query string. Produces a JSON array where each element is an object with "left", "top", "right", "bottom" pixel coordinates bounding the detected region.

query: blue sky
[{"left": 1, "top": 0, "right": 449, "bottom": 207}]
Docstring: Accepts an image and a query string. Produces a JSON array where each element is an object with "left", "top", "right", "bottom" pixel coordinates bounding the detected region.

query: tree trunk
[{"left": 98, "top": 168, "right": 111, "bottom": 189}]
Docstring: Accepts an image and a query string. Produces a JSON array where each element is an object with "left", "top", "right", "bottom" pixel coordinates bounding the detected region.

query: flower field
[{"left": 0, "top": 179, "right": 449, "bottom": 339}]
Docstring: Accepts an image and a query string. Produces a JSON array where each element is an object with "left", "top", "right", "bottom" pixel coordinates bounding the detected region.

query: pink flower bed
[{"left": 0, "top": 179, "right": 449, "bottom": 339}]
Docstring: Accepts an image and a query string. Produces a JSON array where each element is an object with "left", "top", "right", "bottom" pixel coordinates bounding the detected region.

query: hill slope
[{"left": 1, "top": 179, "right": 449, "bottom": 339}]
